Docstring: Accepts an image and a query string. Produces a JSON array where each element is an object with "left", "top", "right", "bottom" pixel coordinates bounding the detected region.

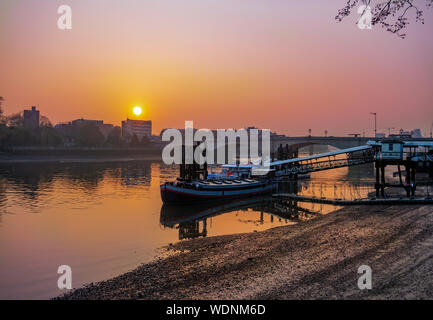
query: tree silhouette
[
  {"left": 130, "top": 133, "right": 140, "bottom": 146},
  {"left": 40, "top": 115, "right": 53, "bottom": 127},
  {"left": 140, "top": 135, "right": 150, "bottom": 146},
  {"left": 106, "top": 127, "right": 121, "bottom": 145},
  {"left": 0, "top": 96, "right": 4, "bottom": 118},
  {"left": 75, "top": 123, "right": 105, "bottom": 146},
  {"left": 0, "top": 97, "right": 5, "bottom": 125},
  {"left": 6, "top": 112, "right": 24, "bottom": 127},
  {"left": 336, "top": 0, "right": 432, "bottom": 38}
]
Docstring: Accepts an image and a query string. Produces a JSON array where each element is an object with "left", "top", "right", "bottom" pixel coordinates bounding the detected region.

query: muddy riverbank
[{"left": 58, "top": 203, "right": 433, "bottom": 300}]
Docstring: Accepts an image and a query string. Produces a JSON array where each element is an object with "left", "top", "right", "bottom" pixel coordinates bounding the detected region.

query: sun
[{"left": 133, "top": 106, "right": 143, "bottom": 116}]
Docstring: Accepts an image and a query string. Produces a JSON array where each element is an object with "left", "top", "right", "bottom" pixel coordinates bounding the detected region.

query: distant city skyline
[
  {"left": 3, "top": 104, "right": 431, "bottom": 138},
  {"left": 1, "top": 0, "right": 432, "bottom": 137}
]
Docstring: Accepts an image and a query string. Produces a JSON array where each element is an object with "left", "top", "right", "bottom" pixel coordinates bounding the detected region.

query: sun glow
[{"left": 133, "top": 106, "right": 143, "bottom": 116}]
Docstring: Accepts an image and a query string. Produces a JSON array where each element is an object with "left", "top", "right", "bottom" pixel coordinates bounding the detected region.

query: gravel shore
[{"left": 58, "top": 204, "right": 433, "bottom": 300}]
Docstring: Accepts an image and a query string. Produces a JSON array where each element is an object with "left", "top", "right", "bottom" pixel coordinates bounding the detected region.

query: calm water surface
[{"left": 0, "top": 159, "right": 379, "bottom": 299}]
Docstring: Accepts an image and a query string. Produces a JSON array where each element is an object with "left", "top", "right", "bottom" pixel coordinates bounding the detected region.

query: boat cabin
[
  {"left": 220, "top": 164, "right": 255, "bottom": 179},
  {"left": 380, "top": 139, "right": 404, "bottom": 160}
]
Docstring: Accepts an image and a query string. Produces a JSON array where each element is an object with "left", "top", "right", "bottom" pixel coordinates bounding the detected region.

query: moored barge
[
  {"left": 161, "top": 178, "right": 276, "bottom": 204},
  {"left": 160, "top": 144, "right": 276, "bottom": 204}
]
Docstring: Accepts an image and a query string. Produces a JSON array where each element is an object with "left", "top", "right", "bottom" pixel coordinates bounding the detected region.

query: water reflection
[
  {"left": 0, "top": 160, "right": 377, "bottom": 299},
  {"left": 159, "top": 164, "right": 377, "bottom": 241},
  {"left": 161, "top": 197, "right": 273, "bottom": 240},
  {"left": 160, "top": 181, "right": 340, "bottom": 241},
  {"left": 0, "top": 162, "right": 154, "bottom": 214}
]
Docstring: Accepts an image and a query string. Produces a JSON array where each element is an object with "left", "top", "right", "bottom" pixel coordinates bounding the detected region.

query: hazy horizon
[{"left": 1, "top": 0, "right": 432, "bottom": 136}]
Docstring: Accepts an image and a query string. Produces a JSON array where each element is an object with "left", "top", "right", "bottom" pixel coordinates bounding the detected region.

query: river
[{"left": 0, "top": 159, "right": 378, "bottom": 299}]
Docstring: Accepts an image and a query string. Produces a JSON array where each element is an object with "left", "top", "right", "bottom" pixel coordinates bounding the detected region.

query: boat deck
[{"left": 176, "top": 178, "right": 264, "bottom": 190}]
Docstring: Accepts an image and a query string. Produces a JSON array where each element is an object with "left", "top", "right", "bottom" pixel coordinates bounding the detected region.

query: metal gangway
[{"left": 256, "top": 145, "right": 377, "bottom": 177}]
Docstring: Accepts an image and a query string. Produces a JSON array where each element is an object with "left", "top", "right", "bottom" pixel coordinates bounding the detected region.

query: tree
[
  {"left": 130, "top": 133, "right": 140, "bottom": 146},
  {"left": 121, "top": 131, "right": 131, "bottom": 145},
  {"left": 7, "top": 112, "right": 24, "bottom": 127},
  {"left": 40, "top": 115, "right": 53, "bottom": 127},
  {"left": 37, "top": 126, "right": 63, "bottom": 146},
  {"left": 140, "top": 135, "right": 151, "bottom": 146},
  {"left": 0, "top": 97, "right": 6, "bottom": 126},
  {"left": 75, "top": 123, "right": 105, "bottom": 147},
  {"left": 0, "top": 126, "right": 32, "bottom": 146},
  {"left": 336, "top": 0, "right": 433, "bottom": 38},
  {"left": 106, "top": 127, "right": 121, "bottom": 145},
  {"left": 0, "top": 96, "right": 4, "bottom": 117}
]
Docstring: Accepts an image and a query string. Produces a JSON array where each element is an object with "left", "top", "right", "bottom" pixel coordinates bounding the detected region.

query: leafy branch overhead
[{"left": 336, "top": 0, "right": 433, "bottom": 38}]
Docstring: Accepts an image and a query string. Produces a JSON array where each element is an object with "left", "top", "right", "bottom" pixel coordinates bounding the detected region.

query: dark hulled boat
[
  {"left": 160, "top": 178, "right": 276, "bottom": 204},
  {"left": 160, "top": 143, "right": 277, "bottom": 204}
]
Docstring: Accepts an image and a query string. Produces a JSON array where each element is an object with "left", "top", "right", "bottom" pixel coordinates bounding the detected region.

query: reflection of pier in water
[
  {"left": 178, "top": 220, "right": 207, "bottom": 240},
  {"left": 160, "top": 182, "right": 331, "bottom": 240}
]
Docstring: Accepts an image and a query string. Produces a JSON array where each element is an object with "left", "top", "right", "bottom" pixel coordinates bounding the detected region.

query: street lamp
[{"left": 370, "top": 112, "right": 377, "bottom": 138}]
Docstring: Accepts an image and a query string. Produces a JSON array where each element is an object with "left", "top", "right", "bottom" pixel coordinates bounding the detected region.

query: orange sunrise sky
[{"left": 0, "top": 0, "right": 432, "bottom": 136}]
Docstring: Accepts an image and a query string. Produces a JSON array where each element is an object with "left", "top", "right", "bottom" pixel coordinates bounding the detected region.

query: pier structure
[
  {"left": 264, "top": 139, "right": 433, "bottom": 200},
  {"left": 372, "top": 140, "right": 433, "bottom": 197},
  {"left": 260, "top": 144, "right": 377, "bottom": 178}
]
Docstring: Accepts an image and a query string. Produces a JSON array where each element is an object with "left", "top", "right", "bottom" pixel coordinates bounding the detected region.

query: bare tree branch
[{"left": 336, "top": 0, "right": 432, "bottom": 38}]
